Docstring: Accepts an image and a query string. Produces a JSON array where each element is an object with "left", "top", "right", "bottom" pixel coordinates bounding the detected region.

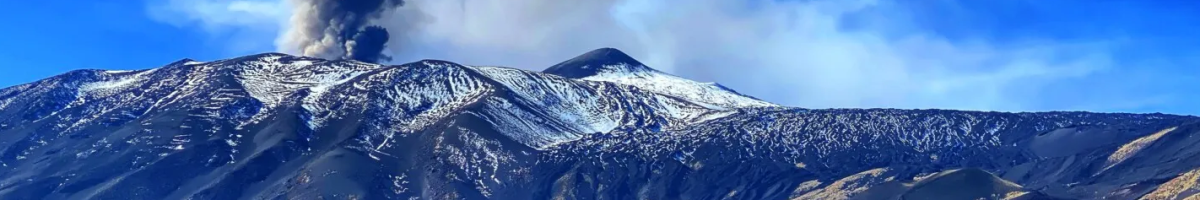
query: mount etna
[{"left": 0, "top": 48, "right": 1197, "bottom": 199}]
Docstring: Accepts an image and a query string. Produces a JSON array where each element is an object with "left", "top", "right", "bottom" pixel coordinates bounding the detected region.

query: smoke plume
[
  {"left": 151, "top": 0, "right": 1197, "bottom": 114},
  {"left": 284, "top": 0, "right": 404, "bottom": 63}
]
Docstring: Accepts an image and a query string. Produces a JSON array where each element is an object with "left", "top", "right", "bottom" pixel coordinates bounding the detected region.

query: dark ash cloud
[
  {"left": 346, "top": 26, "right": 392, "bottom": 63},
  {"left": 285, "top": 0, "right": 405, "bottom": 63}
]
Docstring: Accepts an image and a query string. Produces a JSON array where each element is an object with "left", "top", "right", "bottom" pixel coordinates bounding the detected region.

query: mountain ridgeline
[{"left": 0, "top": 48, "right": 1198, "bottom": 200}]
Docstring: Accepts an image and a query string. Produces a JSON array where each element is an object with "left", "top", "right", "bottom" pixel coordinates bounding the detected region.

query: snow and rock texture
[
  {"left": 544, "top": 48, "right": 776, "bottom": 109},
  {"left": 1, "top": 48, "right": 1199, "bottom": 200}
]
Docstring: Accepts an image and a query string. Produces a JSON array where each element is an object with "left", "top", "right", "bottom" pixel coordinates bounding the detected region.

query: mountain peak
[
  {"left": 166, "top": 58, "right": 198, "bottom": 66},
  {"left": 543, "top": 48, "right": 650, "bottom": 78},
  {"left": 577, "top": 48, "right": 640, "bottom": 65}
]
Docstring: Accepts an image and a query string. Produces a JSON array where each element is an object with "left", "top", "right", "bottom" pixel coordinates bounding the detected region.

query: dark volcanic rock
[{"left": 543, "top": 47, "right": 649, "bottom": 78}]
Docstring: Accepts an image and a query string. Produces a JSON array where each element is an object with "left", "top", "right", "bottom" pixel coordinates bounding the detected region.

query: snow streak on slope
[
  {"left": 228, "top": 54, "right": 380, "bottom": 108},
  {"left": 472, "top": 63, "right": 767, "bottom": 149},
  {"left": 581, "top": 64, "right": 776, "bottom": 109},
  {"left": 78, "top": 69, "right": 155, "bottom": 94},
  {"left": 299, "top": 60, "right": 493, "bottom": 145},
  {"left": 473, "top": 66, "right": 620, "bottom": 136},
  {"left": 469, "top": 65, "right": 698, "bottom": 149},
  {"left": 293, "top": 58, "right": 704, "bottom": 151}
]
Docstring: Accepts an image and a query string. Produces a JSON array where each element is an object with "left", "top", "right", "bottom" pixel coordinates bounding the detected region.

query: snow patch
[
  {"left": 80, "top": 77, "right": 139, "bottom": 92},
  {"left": 234, "top": 58, "right": 379, "bottom": 107},
  {"left": 102, "top": 70, "right": 133, "bottom": 74},
  {"left": 308, "top": 71, "right": 368, "bottom": 96},
  {"left": 80, "top": 69, "right": 158, "bottom": 93},
  {"left": 473, "top": 66, "right": 621, "bottom": 136},
  {"left": 581, "top": 64, "right": 776, "bottom": 109}
]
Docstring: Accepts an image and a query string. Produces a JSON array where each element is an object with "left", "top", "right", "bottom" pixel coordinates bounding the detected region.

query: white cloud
[
  {"left": 148, "top": 0, "right": 1151, "bottom": 112},
  {"left": 146, "top": 0, "right": 288, "bottom": 31},
  {"left": 145, "top": 0, "right": 289, "bottom": 54}
]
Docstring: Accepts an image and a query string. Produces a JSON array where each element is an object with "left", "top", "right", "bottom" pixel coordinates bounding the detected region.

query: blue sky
[
  {"left": 1, "top": 0, "right": 1198, "bottom": 115},
  {"left": 0, "top": 1, "right": 278, "bottom": 87}
]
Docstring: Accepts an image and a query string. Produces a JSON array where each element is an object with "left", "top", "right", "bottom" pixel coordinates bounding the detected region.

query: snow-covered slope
[
  {"left": 544, "top": 48, "right": 777, "bottom": 109},
  {"left": 0, "top": 48, "right": 1198, "bottom": 200}
]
